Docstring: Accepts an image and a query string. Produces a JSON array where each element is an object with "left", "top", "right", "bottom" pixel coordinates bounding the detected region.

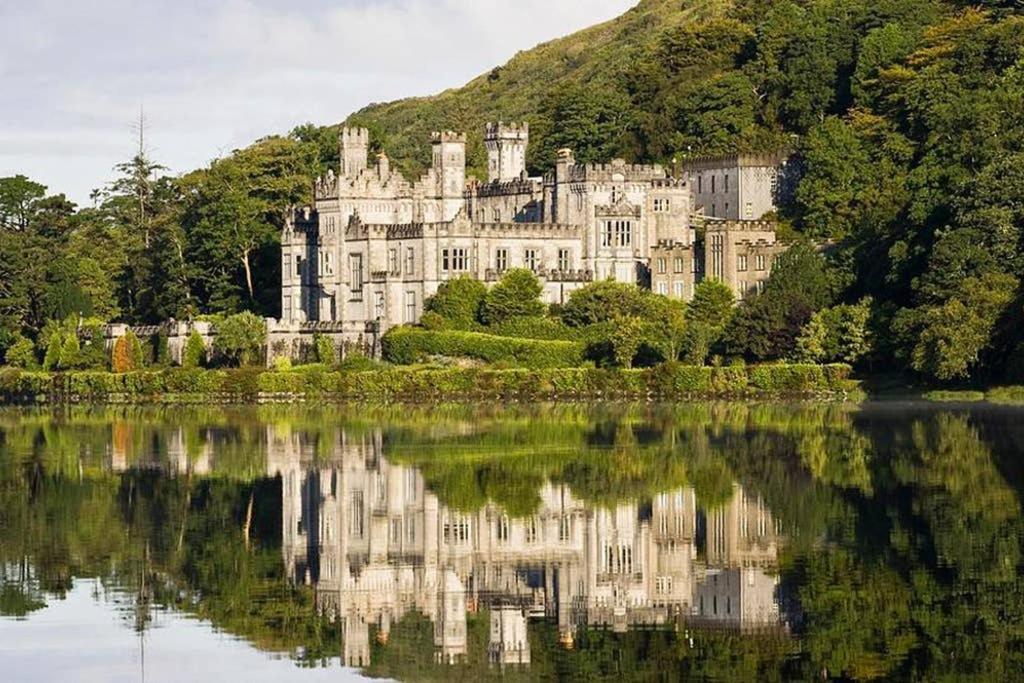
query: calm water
[{"left": 2, "top": 402, "right": 1024, "bottom": 681}]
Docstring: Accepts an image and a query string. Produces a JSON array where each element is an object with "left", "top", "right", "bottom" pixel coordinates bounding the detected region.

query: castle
[{"left": 281, "top": 123, "right": 790, "bottom": 338}]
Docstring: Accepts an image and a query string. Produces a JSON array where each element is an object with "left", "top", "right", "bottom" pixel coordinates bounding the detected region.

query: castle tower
[
  {"left": 340, "top": 127, "right": 369, "bottom": 178},
  {"left": 431, "top": 131, "right": 466, "bottom": 221},
  {"left": 484, "top": 122, "right": 529, "bottom": 183}
]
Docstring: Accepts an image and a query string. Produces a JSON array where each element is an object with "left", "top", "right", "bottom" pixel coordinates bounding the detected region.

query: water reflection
[
  {"left": 2, "top": 403, "right": 1024, "bottom": 681},
  {"left": 277, "top": 437, "right": 784, "bottom": 668}
]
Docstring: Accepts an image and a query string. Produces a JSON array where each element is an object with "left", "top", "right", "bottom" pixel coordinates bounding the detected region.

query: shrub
[
  {"left": 153, "top": 331, "right": 171, "bottom": 366},
  {"left": 182, "top": 330, "right": 207, "bottom": 368},
  {"left": 4, "top": 335, "right": 36, "bottom": 369},
  {"left": 489, "top": 316, "right": 579, "bottom": 341},
  {"left": 273, "top": 356, "right": 293, "bottom": 372},
  {"left": 481, "top": 268, "right": 545, "bottom": 325},
  {"left": 560, "top": 281, "right": 653, "bottom": 327},
  {"left": 381, "top": 327, "right": 584, "bottom": 368},
  {"left": 215, "top": 312, "right": 266, "bottom": 367},
  {"left": 42, "top": 334, "right": 62, "bottom": 371},
  {"left": 419, "top": 311, "right": 449, "bottom": 330},
  {"left": 425, "top": 276, "right": 486, "bottom": 329},
  {"left": 314, "top": 333, "right": 337, "bottom": 365},
  {"left": 610, "top": 316, "right": 644, "bottom": 368},
  {"left": 112, "top": 331, "right": 145, "bottom": 373}
]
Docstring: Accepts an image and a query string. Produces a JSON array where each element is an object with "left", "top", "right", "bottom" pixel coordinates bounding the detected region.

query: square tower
[
  {"left": 484, "top": 122, "right": 528, "bottom": 183},
  {"left": 340, "top": 127, "right": 369, "bottom": 178},
  {"left": 431, "top": 131, "right": 466, "bottom": 197}
]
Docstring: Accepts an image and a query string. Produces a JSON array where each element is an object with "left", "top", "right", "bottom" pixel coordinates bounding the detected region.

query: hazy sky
[{"left": 0, "top": 0, "right": 635, "bottom": 205}]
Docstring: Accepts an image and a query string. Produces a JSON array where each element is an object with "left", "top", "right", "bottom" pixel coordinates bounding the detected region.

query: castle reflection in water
[
  {"left": 268, "top": 429, "right": 784, "bottom": 669},
  {"left": 110, "top": 423, "right": 785, "bottom": 669}
]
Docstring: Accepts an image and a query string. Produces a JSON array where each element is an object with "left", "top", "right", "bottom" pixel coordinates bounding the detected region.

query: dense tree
[
  {"left": 727, "top": 243, "right": 834, "bottom": 361},
  {"left": 480, "top": 268, "right": 545, "bottom": 325},
  {"left": 559, "top": 281, "right": 653, "bottom": 328},
  {"left": 424, "top": 276, "right": 487, "bottom": 329},
  {"left": 215, "top": 312, "right": 267, "bottom": 367}
]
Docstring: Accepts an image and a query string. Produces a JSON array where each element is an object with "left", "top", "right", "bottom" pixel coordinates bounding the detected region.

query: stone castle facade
[{"left": 282, "top": 123, "right": 790, "bottom": 338}]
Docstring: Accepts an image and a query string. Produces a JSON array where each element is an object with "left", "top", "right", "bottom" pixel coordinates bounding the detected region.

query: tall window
[
  {"left": 724, "top": 174, "right": 729, "bottom": 192},
  {"left": 673, "top": 282, "right": 684, "bottom": 298},
  {"left": 405, "top": 291, "right": 416, "bottom": 323},
  {"left": 495, "top": 247, "right": 508, "bottom": 272},
  {"left": 524, "top": 248, "right": 539, "bottom": 272},
  {"left": 374, "top": 291, "right": 385, "bottom": 319},
  {"left": 756, "top": 254, "right": 766, "bottom": 271},
  {"left": 349, "top": 254, "right": 363, "bottom": 292},
  {"left": 711, "top": 175, "right": 716, "bottom": 193},
  {"left": 738, "top": 254, "right": 748, "bottom": 272},
  {"left": 698, "top": 176, "right": 702, "bottom": 193},
  {"left": 657, "top": 282, "right": 668, "bottom": 295},
  {"left": 442, "top": 248, "right": 468, "bottom": 272},
  {"left": 405, "top": 247, "right": 415, "bottom": 275},
  {"left": 296, "top": 255, "right": 303, "bottom": 277},
  {"left": 657, "top": 257, "right": 666, "bottom": 274},
  {"left": 558, "top": 248, "right": 570, "bottom": 271},
  {"left": 611, "top": 220, "right": 632, "bottom": 247},
  {"left": 388, "top": 248, "right": 398, "bottom": 274},
  {"left": 323, "top": 251, "right": 333, "bottom": 276},
  {"left": 283, "top": 254, "right": 292, "bottom": 278},
  {"left": 674, "top": 257, "right": 684, "bottom": 273},
  {"left": 496, "top": 516, "right": 510, "bottom": 543},
  {"left": 601, "top": 221, "right": 613, "bottom": 247}
]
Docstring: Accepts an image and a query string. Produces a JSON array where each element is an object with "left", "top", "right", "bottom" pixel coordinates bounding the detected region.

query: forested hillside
[{"left": 1, "top": 0, "right": 1023, "bottom": 384}]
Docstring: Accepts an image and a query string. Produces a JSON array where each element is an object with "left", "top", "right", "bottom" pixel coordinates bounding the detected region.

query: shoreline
[{"left": 0, "top": 364, "right": 857, "bottom": 405}]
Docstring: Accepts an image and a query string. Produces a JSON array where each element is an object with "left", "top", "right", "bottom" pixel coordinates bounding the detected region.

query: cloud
[{"left": 0, "top": 0, "right": 635, "bottom": 204}]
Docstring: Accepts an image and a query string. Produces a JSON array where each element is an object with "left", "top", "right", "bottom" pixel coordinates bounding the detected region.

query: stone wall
[{"left": 104, "top": 318, "right": 379, "bottom": 368}]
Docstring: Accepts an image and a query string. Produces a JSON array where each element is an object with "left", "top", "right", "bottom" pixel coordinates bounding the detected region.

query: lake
[{"left": 1, "top": 402, "right": 1023, "bottom": 681}]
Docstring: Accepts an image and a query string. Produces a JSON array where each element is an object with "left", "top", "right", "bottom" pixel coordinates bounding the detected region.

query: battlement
[
  {"left": 472, "top": 221, "right": 581, "bottom": 238},
  {"left": 651, "top": 177, "right": 688, "bottom": 189},
  {"left": 340, "top": 127, "right": 369, "bottom": 146},
  {"left": 432, "top": 131, "right": 467, "bottom": 144},
  {"left": 475, "top": 177, "right": 541, "bottom": 197},
  {"left": 484, "top": 121, "right": 529, "bottom": 141},
  {"left": 567, "top": 158, "right": 667, "bottom": 182},
  {"left": 706, "top": 219, "right": 778, "bottom": 233},
  {"left": 684, "top": 150, "right": 791, "bottom": 171}
]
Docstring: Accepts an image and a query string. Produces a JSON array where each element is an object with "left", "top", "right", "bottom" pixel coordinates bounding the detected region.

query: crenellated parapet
[
  {"left": 475, "top": 177, "right": 540, "bottom": 197},
  {"left": 472, "top": 221, "right": 582, "bottom": 238},
  {"left": 431, "top": 131, "right": 467, "bottom": 144},
  {"left": 565, "top": 158, "right": 668, "bottom": 183}
]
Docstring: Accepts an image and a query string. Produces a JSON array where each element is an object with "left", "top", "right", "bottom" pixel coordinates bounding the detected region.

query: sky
[{"left": 0, "top": 0, "right": 636, "bottom": 205}]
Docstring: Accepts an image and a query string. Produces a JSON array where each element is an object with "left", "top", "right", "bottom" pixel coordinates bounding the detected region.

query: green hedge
[
  {"left": 0, "top": 363, "right": 854, "bottom": 403},
  {"left": 381, "top": 327, "right": 584, "bottom": 368}
]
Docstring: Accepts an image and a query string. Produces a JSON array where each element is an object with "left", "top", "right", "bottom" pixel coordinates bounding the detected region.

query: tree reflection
[{"left": 0, "top": 404, "right": 1022, "bottom": 679}]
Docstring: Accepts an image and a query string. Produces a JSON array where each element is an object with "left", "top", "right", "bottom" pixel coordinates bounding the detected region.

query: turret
[
  {"left": 340, "top": 127, "right": 369, "bottom": 178},
  {"left": 484, "top": 122, "right": 529, "bottom": 183},
  {"left": 431, "top": 131, "right": 466, "bottom": 203}
]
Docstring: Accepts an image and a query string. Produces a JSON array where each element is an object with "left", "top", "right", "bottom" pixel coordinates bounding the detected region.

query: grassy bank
[{"left": 0, "top": 363, "right": 856, "bottom": 404}]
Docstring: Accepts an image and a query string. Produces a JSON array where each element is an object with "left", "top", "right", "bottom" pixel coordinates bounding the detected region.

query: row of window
[
  {"left": 736, "top": 254, "right": 768, "bottom": 272},
  {"left": 697, "top": 174, "right": 730, "bottom": 195},
  {"left": 738, "top": 280, "right": 766, "bottom": 295},
  {"left": 443, "top": 247, "right": 573, "bottom": 273},
  {"left": 655, "top": 256, "right": 698, "bottom": 275},
  {"left": 655, "top": 282, "right": 686, "bottom": 298}
]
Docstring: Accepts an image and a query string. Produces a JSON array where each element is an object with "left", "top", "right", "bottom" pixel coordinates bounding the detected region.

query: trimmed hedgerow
[
  {"left": 381, "top": 327, "right": 584, "bottom": 368},
  {"left": 0, "top": 363, "right": 855, "bottom": 404}
]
